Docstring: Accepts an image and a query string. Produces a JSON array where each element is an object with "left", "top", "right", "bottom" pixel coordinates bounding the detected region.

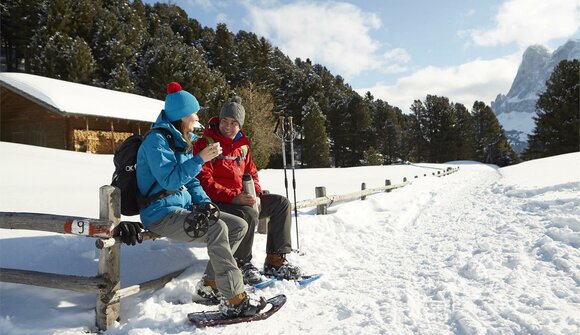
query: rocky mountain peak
[{"left": 491, "top": 39, "right": 580, "bottom": 154}]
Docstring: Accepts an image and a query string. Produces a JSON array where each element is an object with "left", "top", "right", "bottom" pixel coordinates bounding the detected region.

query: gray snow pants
[
  {"left": 147, "top": 209, "right": 247, "bottom": 299},
  {"left": 217, "top": 193, "right": 293, "bottom": 265}
]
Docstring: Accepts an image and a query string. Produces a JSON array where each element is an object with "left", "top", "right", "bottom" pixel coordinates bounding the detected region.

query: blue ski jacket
[{"left": 136, "top": 111, "right": 210, "bottom": 227}]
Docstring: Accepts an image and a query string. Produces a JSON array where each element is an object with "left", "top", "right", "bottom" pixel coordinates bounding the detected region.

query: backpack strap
[
  {"left": 149, "top": 128, "right": 185, "bottom": 153},
  {"left": 214, "top": 145, "right": 248, "bottom": 166},
  {"left": 138, "top": 128, "right": 186, "bottom": 208},
  {"left": 201, "top": 135, "right": 248, "bottom": 166}
]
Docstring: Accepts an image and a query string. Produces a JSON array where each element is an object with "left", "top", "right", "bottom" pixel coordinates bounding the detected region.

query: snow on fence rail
[{"left": 0, "top": 166, "right": 459, "bottom": 331}]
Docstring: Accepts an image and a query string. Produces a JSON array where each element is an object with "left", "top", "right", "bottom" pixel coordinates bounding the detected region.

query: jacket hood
[
  {"left": 203, "top": 116, "right": 250, "bottom": 148},
  {"left": 152, "top": 110, "right": 189, "bottom": 149}
]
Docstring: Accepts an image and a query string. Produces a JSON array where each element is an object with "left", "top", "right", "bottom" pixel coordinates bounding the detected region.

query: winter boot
[
  {"left": 263, "top": 253, "right": 301, "bottom": 280},
  {"left": 239, "top": 262, "right": 264, "bottom": 285},
  {"left": 196, "top": 277, "right": 222, "bottom": 304},
  {"left": 219, "top": 292, "right": 267, "bottom": 318}
]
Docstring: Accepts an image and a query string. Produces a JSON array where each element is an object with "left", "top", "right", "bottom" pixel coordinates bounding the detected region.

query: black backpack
[{"left": 111, "top": 128, "right": 183, "bottom": 216}]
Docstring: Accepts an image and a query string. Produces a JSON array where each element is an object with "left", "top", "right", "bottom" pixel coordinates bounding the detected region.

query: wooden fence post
[
  {"left": 96, "top": 185, "right": 121, "bottom": 331},
  {"left": 315, "top": 186, "right": 327, "bottom": 215},
  {"left": 385, "top": 179, "right": 392, "bottom": 192},
  {"left": 361, "top": 183, "right": 366, "bottom": 200}
]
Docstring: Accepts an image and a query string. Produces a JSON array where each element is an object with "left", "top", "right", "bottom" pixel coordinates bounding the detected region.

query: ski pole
[
  {"left": 287, "top": 116, "right": 300, "bottom": 252},
  {"left": 275, "top": 116, "right": 289, "bottom": 199}
]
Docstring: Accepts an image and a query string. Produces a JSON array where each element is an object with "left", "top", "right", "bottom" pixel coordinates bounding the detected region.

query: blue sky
[{"left": 145, "top": 0, "right": 580, "bottom": 111}]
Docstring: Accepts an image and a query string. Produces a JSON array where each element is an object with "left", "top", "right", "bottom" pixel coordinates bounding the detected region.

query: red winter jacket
[{"left": 193, "top": 116, "right": 262, "bottom": 203}]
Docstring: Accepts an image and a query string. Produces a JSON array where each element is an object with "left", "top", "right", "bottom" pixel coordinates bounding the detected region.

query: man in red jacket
[{"left": 193, "top": 96, "right": 301, "bottom": 286}]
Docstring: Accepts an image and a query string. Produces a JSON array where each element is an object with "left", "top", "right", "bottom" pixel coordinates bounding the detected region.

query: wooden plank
[
  {"left": 295, "top": 181, "right": 409, "bottom": 210},
  {"left": 0, "top": 212, "right": 111, "bottom": 237},
  {"left": 0, "top": 268, "right": 106, "bottom": 293},
  {"left": 109, "top": 268, "right": 186, "bottom": 303},
  {"left": 95, "top": 231, "right": 161, "bottom": 249}
]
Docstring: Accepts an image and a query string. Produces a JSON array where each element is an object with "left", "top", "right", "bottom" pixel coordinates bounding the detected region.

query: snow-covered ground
[{"left": 0, "top": 141, "right": 579, "bottom": 335}]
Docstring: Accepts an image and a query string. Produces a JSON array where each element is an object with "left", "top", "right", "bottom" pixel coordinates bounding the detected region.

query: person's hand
[
  {"left": 232, "top": 192, "right": 257, "bottom": 206},
  {"left": 198, "top": 143, "right": 222, "bottom": 162},
  {"left": 115, "top": 221, "right": 144, "bottom": 246}
]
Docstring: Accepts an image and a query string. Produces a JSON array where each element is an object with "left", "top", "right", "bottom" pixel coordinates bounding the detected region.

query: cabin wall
[{"left": 1, "top": 87, "right": 151, "bottom": 153}]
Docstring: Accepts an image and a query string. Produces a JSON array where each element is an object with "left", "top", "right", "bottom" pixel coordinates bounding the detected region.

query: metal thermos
[{"left": 242, "top": 173, "right": 259, "bottom": 211}]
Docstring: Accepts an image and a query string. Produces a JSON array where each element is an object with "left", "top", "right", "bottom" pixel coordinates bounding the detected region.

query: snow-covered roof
[{"left": 0, "top": 72, "right": 163, "bottom": 123}]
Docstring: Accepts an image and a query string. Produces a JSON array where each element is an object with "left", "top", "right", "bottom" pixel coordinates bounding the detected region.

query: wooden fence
[
  {"left": 0, "top": 166, "right": 459, "bottom": 331},
  {"left": 294, "top": 166, "right": 459, "bottom": 213},
  {"left": 0, "top": 186, "right": 181, "bottom": 331}
]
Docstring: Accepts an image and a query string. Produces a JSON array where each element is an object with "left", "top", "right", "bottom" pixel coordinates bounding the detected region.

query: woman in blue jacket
[{"left": 137, "top": 82, "right": 265, "bottom": 317}]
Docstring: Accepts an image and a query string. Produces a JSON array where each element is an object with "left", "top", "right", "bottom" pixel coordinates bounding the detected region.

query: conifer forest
[{"left": 2, "top": 1, "right": 578, "bottom": 168}]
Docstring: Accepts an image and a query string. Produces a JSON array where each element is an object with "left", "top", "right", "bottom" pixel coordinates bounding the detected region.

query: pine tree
[
  {"left": 423, "top": 95, "right": 454, "bottom": 162},
  {"left": 408, "top": 99, "right": 428, "bottom": 162},
  {"left": 293, "top": 58, "right": 324, "bottom": 133},
  {"left": 31, "top": 32, "right": 95, "bottom": 83},
  {"left": 369, "top": 98, "right": 402, "bottom": 164},
  {"left": 452, "top": 103, "right": 476, "bottom": 160},
  {"left": 399, "top": 113, "right": 414, "bottom": 162},
  {"left": 67, "top": 37, "right": 96, "bottom": 83},
  {"left": 1, "top": 0, "right": 44, "bottom": 71},
  {"left": 136, "top": 25, "right": 228, "bottom": 111},
  {"left": 107, "top": 63, "right": 134, "bottom": 92},
  {"left": 44, "top": 0, "right": 73, "bottom": 35},
  {"left": 254, "top": 37, "right": 279, "bottom": 90},
  {"left": 150, "top": 2, "right": 202, "bottom": 45},
  {"left": 207, "top": 23, "right": 237, "bottom": 83},
  {"left": 363, "top": 147, "right": 383, "bottom": 166},
  {"left": 70, "top": 0, "right": 100, "bottom": 41},
  {"left": 524, "top": 59, "right": 580, "bottom": 159},
  {"left": 471, "top": 101, "right": 518, "bottom": 166},
  {"left": 90, "top": 1, "right": 146, "bottom": 87},
  {"left": 341, "top": 93, "right": 372, "bottom": 166},
  {"left": 384, "top": 105, "right": 404, "bottom": 164},
  {"left": 302, "top": 97, "right": 330, "bottom": 167}
]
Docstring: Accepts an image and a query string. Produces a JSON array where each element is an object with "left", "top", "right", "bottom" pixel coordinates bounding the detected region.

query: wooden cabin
[{"left": 0, "top": 73, "right": 163, "bottom": 154}]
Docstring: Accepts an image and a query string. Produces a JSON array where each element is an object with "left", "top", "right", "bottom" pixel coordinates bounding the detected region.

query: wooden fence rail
[
  {"left": 0, "top": 166, "right": 459, "bottom": 331},
  {"left": 0, "top": 185, "right": 184, "bottom": 331},
  {"left": 294, "top": 167, "right": 459, "bottom": 214}
]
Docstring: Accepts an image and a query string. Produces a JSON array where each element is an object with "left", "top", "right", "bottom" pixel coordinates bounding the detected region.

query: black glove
[{"left": 115, "top": 221, "right": 144, "bottom": 246}]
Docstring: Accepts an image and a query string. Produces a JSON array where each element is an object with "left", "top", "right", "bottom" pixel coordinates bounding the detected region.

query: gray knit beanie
[{"left": 220, "top": 96, "right": 245, "bottom": 128}]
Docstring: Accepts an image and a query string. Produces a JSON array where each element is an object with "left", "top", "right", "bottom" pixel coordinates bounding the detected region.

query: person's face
[
  {"left": 219, "top": 117, "right": 240, "bottom": 139},
  {"left": 181, "top": 112, "right": 199, "bottom": 132}
]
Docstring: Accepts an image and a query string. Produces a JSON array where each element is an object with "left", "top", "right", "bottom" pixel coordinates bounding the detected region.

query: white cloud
[
  {"left": 356, "top": 52, "right": 522, "bottom": 112},
  {"left": 467, "top": 0, "right": 580, "bottom": 46},
  {"left": 244, "top": 1, "right": 408, "bottom": 78},
  {"left": 215, "top": 12, "right": 231, "bottom": 25},
  {"left": 186, "top": 0, "right": 215, "bottom": 11}
]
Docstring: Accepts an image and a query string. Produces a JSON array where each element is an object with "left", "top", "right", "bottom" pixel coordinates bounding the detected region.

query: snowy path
[{"left": 287, "top": 163, "right": 580, "bottom": 335}]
